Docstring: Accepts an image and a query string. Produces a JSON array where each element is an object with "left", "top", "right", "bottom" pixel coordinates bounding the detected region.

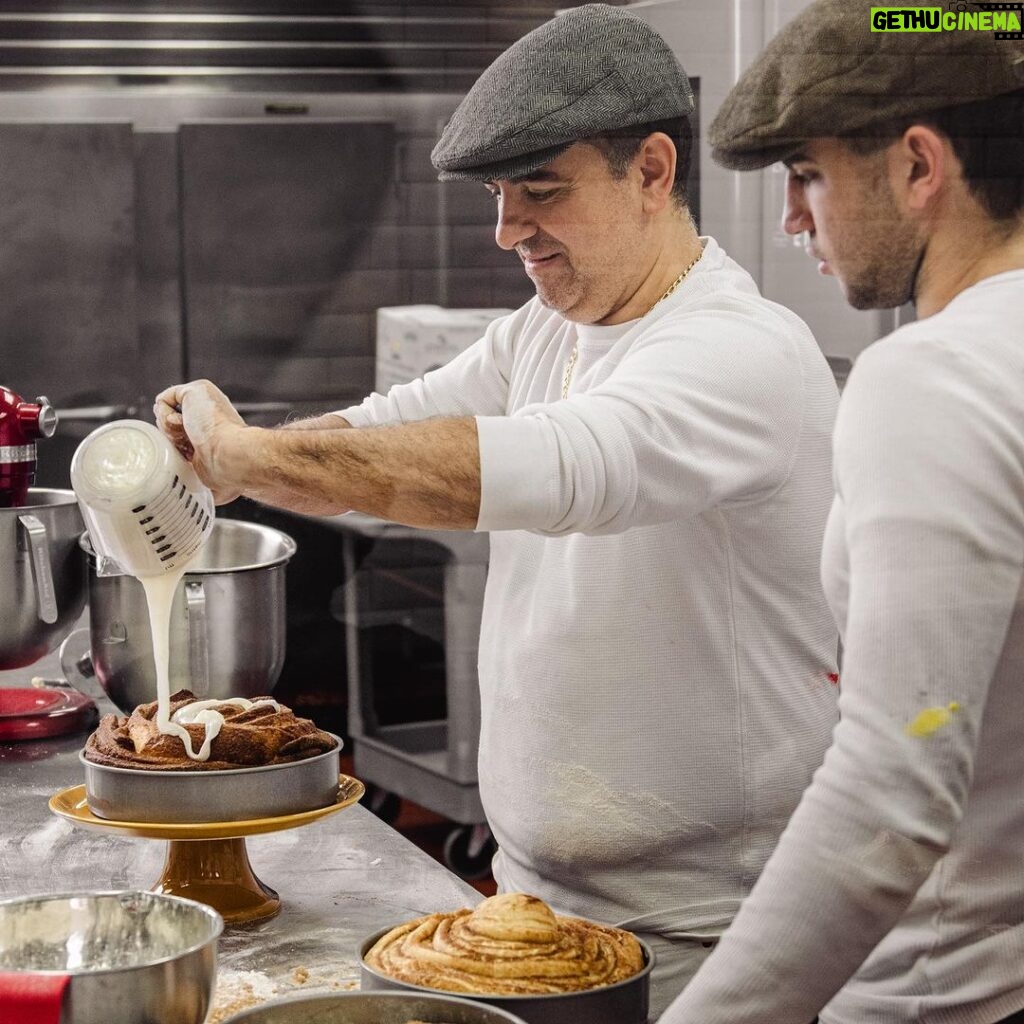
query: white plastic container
[
  {"left": 71, "top": 419, "right": 214, "bottom": 578},
  {"left": 374, "top": 305, "right": 511, "bottom": 391}
]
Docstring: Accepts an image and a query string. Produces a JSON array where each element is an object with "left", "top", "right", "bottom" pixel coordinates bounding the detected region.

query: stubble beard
[
  {"left": 842, "top": 174, "right": 924, "bottom": 310},
  {"left": 530, "top": 264, "right": 609, "bottom": 325}
]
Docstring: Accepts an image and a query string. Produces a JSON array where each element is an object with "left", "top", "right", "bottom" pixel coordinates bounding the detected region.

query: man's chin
[{"left": 841, "top": 279, "right": 909, "bottom": 312}]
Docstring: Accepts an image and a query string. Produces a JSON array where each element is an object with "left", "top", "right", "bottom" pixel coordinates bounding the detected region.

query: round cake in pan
[
  {"left": 364, "top": 893, "right": 644, "bottom": 995},
  {"left": 84, "top": 689, "right": 336, "bottom": 772},
  {"left": 81, "top": 689, "right": 342, "bottom": 823}
]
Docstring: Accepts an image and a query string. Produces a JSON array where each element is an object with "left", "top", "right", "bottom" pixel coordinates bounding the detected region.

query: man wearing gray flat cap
[
  {"left": 154, "top": 5, "right": 841, "bottom": 1012},
  {"left": 662, "top": 3, "right": 1024, "bottom": 1023}
]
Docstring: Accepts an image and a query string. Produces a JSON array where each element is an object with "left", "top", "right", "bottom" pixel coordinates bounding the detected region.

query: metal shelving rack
[{"left": 333, "top": 512, "right": 490, "bottom": 830}]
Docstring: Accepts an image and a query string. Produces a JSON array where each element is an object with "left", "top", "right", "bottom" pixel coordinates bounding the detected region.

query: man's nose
[
  {"left": 494, "top": 195, "right": 535, "bottom": 251},
  {"left": 781, "top": 177, "right": 813, "bottom": 236}
]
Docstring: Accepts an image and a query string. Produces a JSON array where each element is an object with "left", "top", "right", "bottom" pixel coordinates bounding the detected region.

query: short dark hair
[
  {"left": 586, "top": 116, "right": 694, "bottom": 207},
  {"left": 840, "top": 88, "right": 1024, "bottom": 223}
]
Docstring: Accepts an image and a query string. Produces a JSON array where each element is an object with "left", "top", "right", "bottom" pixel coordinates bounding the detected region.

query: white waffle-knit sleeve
[
  {"left": 658, "top": 336, "right": 1024, "bottom": 1023},
  {"left": 476, "top": 307, "right": 807, "bottom": 534}
]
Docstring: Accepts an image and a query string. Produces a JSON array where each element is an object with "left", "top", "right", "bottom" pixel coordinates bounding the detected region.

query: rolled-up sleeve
[{"left": 477, "top": 307, "right": 806, "bottom": 535}]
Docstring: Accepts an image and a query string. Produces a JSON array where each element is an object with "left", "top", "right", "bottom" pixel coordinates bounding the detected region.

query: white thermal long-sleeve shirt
[
  {"left": 338, "top": 237, "right": 840, "bottom": 1010},
  {"left": 661, "top": 269, "right": 1024, "bottom": 1024}
]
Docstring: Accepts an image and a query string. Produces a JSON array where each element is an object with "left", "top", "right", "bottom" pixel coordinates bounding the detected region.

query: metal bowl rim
[
  {"left": 1, "top": 487, "right": 79, "bottom": 509},
  {"left": 0, "top": 889, "right": 223, "bottom": 975},
  {"left": 79, "top": 518, "right": 297, "bottom": 573},
  {"left": 79, "top": 733, "right": 342, "bottom": 778},
  {"left": 220, "top": 989, "right": 531, "bottom": 1024},
  {"left": 357, "top": 924, "right": 654, "bottom": 1002}
]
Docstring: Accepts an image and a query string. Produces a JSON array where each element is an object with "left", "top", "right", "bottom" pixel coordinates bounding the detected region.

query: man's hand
[
  {"left": 154, "top": 380, "right": 248, "bottom": 505},
  {"left": 156, "top": 380, "right": 481, "bottom": 527}
]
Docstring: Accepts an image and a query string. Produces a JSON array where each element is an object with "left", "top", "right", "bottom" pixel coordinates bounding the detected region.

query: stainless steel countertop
[{"left": 0, "top": 639, "right": 481, "bottom": 1010}]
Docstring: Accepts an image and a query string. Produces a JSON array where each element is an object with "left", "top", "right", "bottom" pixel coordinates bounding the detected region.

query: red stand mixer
[
  {"left": 0, "top": 385, "right": 57, "bottom": 508},
  {"left": 0, "top": 384, "right": 86, "bottom": 679}
]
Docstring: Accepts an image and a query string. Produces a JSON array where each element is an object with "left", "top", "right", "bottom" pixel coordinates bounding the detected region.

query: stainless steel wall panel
[
  {"left": 195, "top": 352, "right": 375, "bottom": 406},
  {"left": 439, "top": 179, "right": 496, "bottom": 226},
  {"left": 400, "top": 135, "right": 443, "bottom": 183},
  {"left": 0, "top": 3, "right": 559, "bottom": 94},
  {"left": 0, "top": 121, "right": 140, "bottom": 487},
  {"left": 358, "top": 224, "right": 441, "bottom": 270},
  {"left": 179, "top": 119, "right": 400, "bottom": 405},
  {"left": 132, "top": 128, "right": 184, "bottom": 398},
  {"left": 448, "top": 225, "right": 521, "bottom": 270}
]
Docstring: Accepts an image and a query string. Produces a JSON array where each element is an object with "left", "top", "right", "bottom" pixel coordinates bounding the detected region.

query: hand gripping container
[{"left": 70, "top": 419, "right": 214, "bottom": 578}]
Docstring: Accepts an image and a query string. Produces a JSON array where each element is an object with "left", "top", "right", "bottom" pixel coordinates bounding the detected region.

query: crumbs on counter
[{"left": 207, "top": 965, "right": 359, "bottom": 1022}]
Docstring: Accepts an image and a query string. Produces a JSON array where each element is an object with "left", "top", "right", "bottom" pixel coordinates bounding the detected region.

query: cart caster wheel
[
  {"left": 361, "top": 784, "right": 402, "bottom": 825},
  {"left": 442, "top": 824, "right": 496, "bottom": 880}
]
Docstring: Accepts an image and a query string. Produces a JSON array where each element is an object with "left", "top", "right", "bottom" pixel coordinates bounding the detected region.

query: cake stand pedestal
[
  {"left": 49, "top": 774, "right": 365, "bottom": 925},
  {"left": 155, "top": 835, "right": 282, "bottom": 923}
]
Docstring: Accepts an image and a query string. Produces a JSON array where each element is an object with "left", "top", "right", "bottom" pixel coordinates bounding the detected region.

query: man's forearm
[
  {"left": 279, "top": 412, "right": 351, "bottom": 430},
  {"left": 238, "top": 416, "right": 481, "bottom": 529}
]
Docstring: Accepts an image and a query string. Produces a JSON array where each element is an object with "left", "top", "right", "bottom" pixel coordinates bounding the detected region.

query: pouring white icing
[
  {"left": 79, "top": 423, "right": 230, "bottom": 762},
  {"left": 140, "top": 568, "right": 201, "bottom": 757},
  {"left": 169, "top": 697, "right": 282, "bottom": 762},
  {"left": 141, "top": 573, "right": 283, "bottom": 762},
  {"left": 172, "top": 697, "right": 282, "bottom": 724}
]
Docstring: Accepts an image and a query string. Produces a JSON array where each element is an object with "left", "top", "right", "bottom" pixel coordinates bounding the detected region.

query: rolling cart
[{"left": 331, "top": 512, "right": 495, "bottom": 878}]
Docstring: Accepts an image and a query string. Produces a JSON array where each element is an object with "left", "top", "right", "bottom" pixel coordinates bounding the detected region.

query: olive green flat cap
[
  {"left": 431, "top": 3, "right": 694, "bottom": 182},
  {"left": 710, "top": 0, "right": 1024, "bottom": 170}
]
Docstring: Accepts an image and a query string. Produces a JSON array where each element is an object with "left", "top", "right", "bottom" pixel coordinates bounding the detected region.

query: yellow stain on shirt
[{"left": 905, "top": 702, "right": 961, "bottom": 738}]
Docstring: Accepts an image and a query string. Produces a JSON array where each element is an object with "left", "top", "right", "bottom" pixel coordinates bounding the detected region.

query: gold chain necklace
[{"left": 561, "top": 250, "right": 703, "bottom": 400}]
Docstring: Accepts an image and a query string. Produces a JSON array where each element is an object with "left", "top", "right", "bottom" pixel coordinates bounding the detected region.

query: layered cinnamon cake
[
  {"left": 84, "top": 689, "right": 337, "bottom": 771},
  {"left": 364, "top": 893, "right": 644, "bottom": 995}
]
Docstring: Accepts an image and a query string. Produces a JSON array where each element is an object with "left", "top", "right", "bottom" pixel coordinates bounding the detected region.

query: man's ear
[
  {"left": 636, "top": 132, "right": 678, "bottom": 212},
  {"left": 893, "top": 124, "right": 950, "bottom": 213}
]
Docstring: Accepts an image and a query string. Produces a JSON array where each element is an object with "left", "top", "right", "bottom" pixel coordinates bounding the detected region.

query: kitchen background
[{"left": 0, "top": 0, "right": 909, "bottom": 879}]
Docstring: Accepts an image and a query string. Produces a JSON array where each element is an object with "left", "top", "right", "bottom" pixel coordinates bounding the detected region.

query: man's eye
[
  {"left": 789, "top": 169, "right": 817, "bottom": 185},
  {"left": 524, "top": 188, "right": 560, "bottom": 202}
]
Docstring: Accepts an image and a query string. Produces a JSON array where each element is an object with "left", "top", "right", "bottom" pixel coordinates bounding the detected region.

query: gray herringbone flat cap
[
  {"left": 710, "top": 0, "right": 1024, "bottom": 170},
  {"left": 431, "top": 3, "right": 694, "bottom": 181}
]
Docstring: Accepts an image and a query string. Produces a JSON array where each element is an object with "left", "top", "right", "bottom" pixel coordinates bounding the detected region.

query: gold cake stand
[{"left": 49, "top": 774, "right": 365, "bottom": 925}]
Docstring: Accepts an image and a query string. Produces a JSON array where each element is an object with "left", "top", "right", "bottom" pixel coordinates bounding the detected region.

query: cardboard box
[{"left": 375, "top": 305, "right": 511, "bottom": 392}]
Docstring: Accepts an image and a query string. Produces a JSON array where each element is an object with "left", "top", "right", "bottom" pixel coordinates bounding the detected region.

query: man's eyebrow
[
  {"left": 783, "top": 151, "right": 812, "bottom": 168},
  {"left": 506, "top": 169, "right": 564, "bottom": 185}
]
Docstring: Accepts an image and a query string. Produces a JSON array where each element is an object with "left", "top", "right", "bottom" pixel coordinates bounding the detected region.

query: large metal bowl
[
  {"left": 0, "top": 890, "right": 222, "bottom": 1024},
  {"left": 81, "top": 518, "right": 296, "bottom": 713},
  {"left": 0, "top": 488, "right": 86, "bottom": 670},
  {"left": 221, "top": 991, "right": 529, "bottom": 1023},
  {"left": 80, "top": 736, "right": 342, "bottom": 823},
  {"left": 358, "top": 927, "right": 653, "bottom": 1024}
]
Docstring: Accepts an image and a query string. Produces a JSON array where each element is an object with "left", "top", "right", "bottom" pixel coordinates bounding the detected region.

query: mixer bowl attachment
[
  {"left": 81, "top": 519, "right": 296, "bottom": 712},
  {"left": 0, "top": 488, "right": 86, "bottom": 670}
]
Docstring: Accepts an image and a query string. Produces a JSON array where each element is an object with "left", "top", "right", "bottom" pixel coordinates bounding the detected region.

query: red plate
[{"left": 0, "top": 687, "right": 97, "bottom": 742}]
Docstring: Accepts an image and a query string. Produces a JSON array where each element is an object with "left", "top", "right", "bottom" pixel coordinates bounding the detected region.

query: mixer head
[{"left": 0, "top": 386, "right": 57, "bottom": 508}]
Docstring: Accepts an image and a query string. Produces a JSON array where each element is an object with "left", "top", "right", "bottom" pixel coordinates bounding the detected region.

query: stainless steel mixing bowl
[
  {"left": 221, "top": 991, "right": 529, "bottom": 1023},
  {"left": 0, "top": 488, "right": 86, "bottom": 670},
  {"left": 0, "top": 890, "right": 222, "bottom": 1024},
  {"left": 81, "top": 519, "right": 296, "bottom": 712}
]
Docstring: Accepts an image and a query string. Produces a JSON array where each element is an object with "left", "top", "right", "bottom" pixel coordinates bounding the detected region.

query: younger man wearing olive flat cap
[
  {"left": 662, "top": 3, "right": 1024, "bottom": 1023},
  {"left": 154, "top": 6, "right": 840, "bottom": 1012}
]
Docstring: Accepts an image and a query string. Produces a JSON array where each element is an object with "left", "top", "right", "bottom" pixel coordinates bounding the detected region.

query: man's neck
[
  {"left": 915, "top": 213, "right": 1024, "bottom": 319},
  {"left": 598, "top": 215, "right": 704, "bottom": 325}
]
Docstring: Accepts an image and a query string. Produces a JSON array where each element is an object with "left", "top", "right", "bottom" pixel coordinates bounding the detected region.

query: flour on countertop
[{"left": 206, "top": 963, "right": 359, "bottom": 1022}]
